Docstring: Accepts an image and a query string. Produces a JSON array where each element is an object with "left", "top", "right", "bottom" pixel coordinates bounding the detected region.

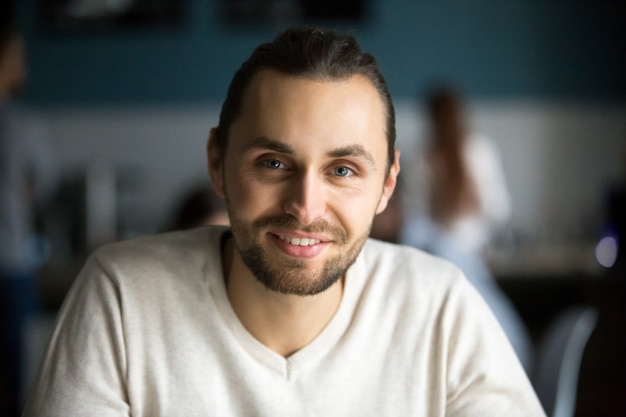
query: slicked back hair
[{"left": 215, "top": 27, "right": 396, "bottom": 173}]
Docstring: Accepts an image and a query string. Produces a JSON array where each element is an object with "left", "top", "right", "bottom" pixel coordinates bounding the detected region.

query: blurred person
[
  {"left": 0, "top": 25, "right": 57, "bottom": 416},
  {"left": 400, "top": 85, "right": 532, "bottom": 371},
  {"left": 23, "top": 28, "right": 545, "bottom": 416},
  {"left": 401, "top": 85, "right": 511, "bottom": 254},
  {"left": 163, "top": 182, "right": 229, "bottom": 231}
]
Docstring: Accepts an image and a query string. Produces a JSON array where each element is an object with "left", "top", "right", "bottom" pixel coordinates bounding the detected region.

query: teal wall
[{"left": 15, "top": 0, "right": 625, "bottom": 105}]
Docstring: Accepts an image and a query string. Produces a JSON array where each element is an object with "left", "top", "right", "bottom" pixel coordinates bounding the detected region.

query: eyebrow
[
  {"left": 327, "top": 144, "right": 377, "bottom": 168},
  {"left": 242, "top": 137, "right": 294, "bottom": 154},
  {"left": 243, "top": 137, "right": 378, "bottom": 169}
]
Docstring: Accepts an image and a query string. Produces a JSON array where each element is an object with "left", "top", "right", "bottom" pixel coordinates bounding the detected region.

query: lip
[
  {"left": 269, "top": 231, "right": 330, "bottom": 259},
  {"left": 270, "top": 229, "right": 332, "bottom": 243}
]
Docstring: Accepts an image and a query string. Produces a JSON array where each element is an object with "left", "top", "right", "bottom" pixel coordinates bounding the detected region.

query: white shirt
[{"left": 23, "top": 227, "right": 545, "bottom": 416}]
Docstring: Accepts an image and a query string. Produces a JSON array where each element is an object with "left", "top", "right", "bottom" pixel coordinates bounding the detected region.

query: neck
[{"left": 222, "top": 236, "right": 344, "bottom": 357}]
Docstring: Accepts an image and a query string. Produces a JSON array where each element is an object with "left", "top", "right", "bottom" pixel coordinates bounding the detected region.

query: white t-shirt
[{"left": 23, "top": 227, "right": 545, "bottom": 416}]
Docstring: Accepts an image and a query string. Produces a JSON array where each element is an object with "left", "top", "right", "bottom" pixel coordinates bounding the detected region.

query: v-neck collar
[{"left": 205, "top": 227, "right": 366, "bottom": 379}]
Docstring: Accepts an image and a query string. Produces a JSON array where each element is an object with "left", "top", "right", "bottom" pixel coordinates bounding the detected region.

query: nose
[{"left": 283, "top": 170, "right": 327, "bottom": 225}]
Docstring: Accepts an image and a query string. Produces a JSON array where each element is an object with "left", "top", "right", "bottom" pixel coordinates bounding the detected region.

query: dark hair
[
  {"left": 425, "top": 84, "right": 464, "bottom": 122},
  {"left": 423, "top": 84, "right": 479, "bottom": 224},
  {"left": 0, "top": 25, "right": 19, "bottom": 56},
  {"left": 215, "top": 27, "right": 396, "bottom": 172}
]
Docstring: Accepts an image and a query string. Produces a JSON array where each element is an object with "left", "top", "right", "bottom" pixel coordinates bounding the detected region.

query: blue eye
[
  {"left": 264, "top": 159, "right": 284, "bottom": 169},
  {"left": 333, "top": 166, "right": 354, "bottom": 177}
]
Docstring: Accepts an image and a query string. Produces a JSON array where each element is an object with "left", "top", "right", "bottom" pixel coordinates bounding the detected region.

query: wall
[
  {"left": 15, "top": 0, "right": 626, "bottom": 104},
  {"left": 39, "top": 101, "right": 626, "bottom": 243},
  {"left": 11, "top": 0, "right": 626, "bottom": 244}
]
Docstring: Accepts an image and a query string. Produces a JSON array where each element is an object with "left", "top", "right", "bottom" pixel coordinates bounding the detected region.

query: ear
[
  {"left": 207, "top": 128, "right": 225, "bottom": 198},
  {"left": 375, "top": 150, "right": 401, "bottom": 215}
]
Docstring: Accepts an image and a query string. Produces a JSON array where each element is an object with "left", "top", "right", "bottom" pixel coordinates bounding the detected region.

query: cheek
[
  {"left": 328, "top": 188, "right": 380, "bottom": 233},
  {"left": 224, "top": 171, "right": 275, "bottom": 217}
]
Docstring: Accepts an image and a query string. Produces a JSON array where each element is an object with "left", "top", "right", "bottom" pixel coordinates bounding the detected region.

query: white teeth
[{"left": 279, "top": 235, "right": 321, "bottom": 246}]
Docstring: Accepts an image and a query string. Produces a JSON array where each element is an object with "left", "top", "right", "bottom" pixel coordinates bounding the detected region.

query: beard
[{"left": 227, "top": 210, "right": 370, "bottom": 296}]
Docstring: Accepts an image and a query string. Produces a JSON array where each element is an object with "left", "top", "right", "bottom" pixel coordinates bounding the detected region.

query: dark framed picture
[
  {"left": 222, "top": 0, "right": 367, "bottom": 27},
  {"left": 39, "top": 0, "right": 186, "bottom": 34}
]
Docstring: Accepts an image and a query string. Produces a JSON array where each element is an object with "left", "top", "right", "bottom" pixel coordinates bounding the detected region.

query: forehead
[{"left": 228, "top": 69, "right": 388, "bottom": 159}]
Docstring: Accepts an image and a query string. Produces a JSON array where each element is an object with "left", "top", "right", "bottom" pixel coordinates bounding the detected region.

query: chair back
[{"left": 532, "top": 306, "right": 598, "bottom": 417}]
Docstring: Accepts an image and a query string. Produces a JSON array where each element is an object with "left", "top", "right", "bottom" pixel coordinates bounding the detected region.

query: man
[{"left": 23, "top": 28, "right": 545, "bottom": 416}]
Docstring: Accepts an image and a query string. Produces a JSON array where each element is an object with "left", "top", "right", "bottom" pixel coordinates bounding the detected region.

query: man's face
[{"left": 209, "top": 70, "right": 399, "bottom": 296}]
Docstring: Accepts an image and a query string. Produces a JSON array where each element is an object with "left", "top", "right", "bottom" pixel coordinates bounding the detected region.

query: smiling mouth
[{"left": 278, "top": 235, "right": 321, "bottom": 246}]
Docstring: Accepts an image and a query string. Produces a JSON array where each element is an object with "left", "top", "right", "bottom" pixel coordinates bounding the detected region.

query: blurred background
[{"left": 1, "top": 0, "right": 625, "bottom": 416}]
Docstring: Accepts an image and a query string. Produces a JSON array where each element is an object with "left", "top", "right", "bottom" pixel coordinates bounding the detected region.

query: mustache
[{"left": 252, "top": 215, "right": 347, "bottom": 242}]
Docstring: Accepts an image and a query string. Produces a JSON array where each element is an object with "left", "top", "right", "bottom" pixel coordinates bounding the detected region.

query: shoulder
[
  {"left": 61, "top": 227, "right": 230, "bottom": 319},
  {"left": 357, "top": 238, "right": 470, "bottom": 299},
  {"left": 360, "top": 238, "right": 463, "bottom": 277},
  {"left": 88, "top": 226, "right": 227, "bottom": 286},
  {"left": 97, "top": 226, "right": 224, "bottom": 256},
  {"left": 356, "top": 239, "right": 513, "bottom": 355},
  {"left": 353, "top": 240, "right": 500, "bottom": 357}
]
